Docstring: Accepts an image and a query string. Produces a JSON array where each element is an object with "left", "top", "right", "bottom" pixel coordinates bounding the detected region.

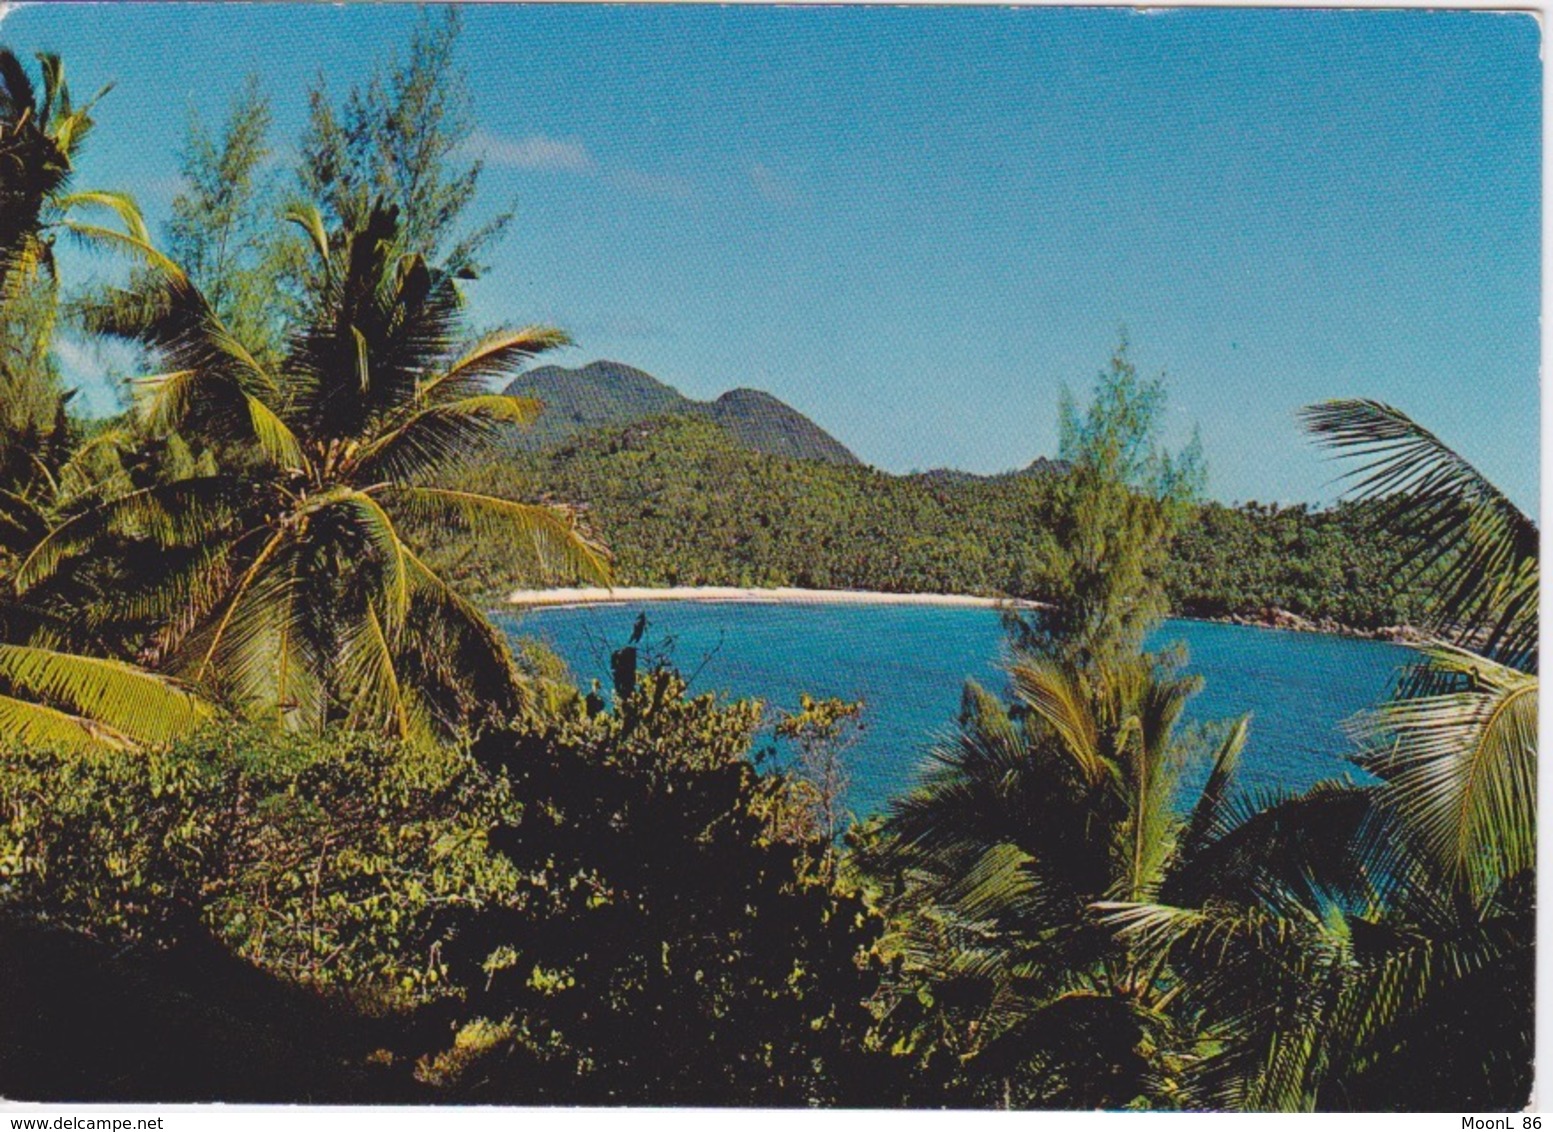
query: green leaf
[
  {"left": 1302, "top": 400, "right": 1537, "bottom": 668},
  {"left": 1347, "top": 643, "right": 1536, "bottom": 901},
  {"left": 389, "top": 486, "right": 611, "bottom": 587},
  {"left": 0, "top": 643, "right": 213, "bottom": 747}
]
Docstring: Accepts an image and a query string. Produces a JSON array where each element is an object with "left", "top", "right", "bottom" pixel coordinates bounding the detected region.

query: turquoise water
[{"left": 496, "top": 603, "right": 1413, "bottom": 818}]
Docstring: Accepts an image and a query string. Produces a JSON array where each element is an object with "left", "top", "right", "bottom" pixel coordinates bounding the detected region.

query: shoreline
[
  {"left": 504, "top": 585, "right": 1044, "bottom": 611},
  {"left": 1194, "top": 607, "right": 1424, "bottom": 646},
  {"left": 502, "top": 586, "right": 1420, "bottom": 645}
]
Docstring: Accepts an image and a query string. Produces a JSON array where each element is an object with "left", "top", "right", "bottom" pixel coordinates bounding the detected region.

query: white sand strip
[{"left": 505, "top": 585, "right": 1044, "bottom": 610}]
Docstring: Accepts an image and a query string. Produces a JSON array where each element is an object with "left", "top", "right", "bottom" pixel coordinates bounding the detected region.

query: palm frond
[
  {"left": 1118, "top": 661, "right": 1200, "bottom": 901},
  {"left": 1346, "top": 643, "right": 1536, "bottom": 901},
  {"left": 1301, "top": 399, "right": 1537, "bottom": 668},
  {"left": 192, "top": 525, "right": 293, "bottom": 683},
  {"left": 351, "top": 394, "right": 543, "bottom": 482},
  {"left": 388, "top": 486, "right": 611, "bottom": 586},
  {"left": 0, "top": 643, "right": 212, "bottom": 746},
  {"left": 240, "top": 390, "right": 305, "bottom": 470},
  {"left": 50, "top": 425, "right": 135, "bottom": 505},
  {"left": 265, "top": 553, "right": 327, "bottom": 730},
  {"left": 1178, "top": 714, "right": 1251, "bottom": 865},
  {"left": 1095, "top": 898, "right": 1301, "bottom": 970},
  {"left": 338, "top": 600, "right": 417, "bottom": 740},
  {"left": 131, "top": 366, "right": 301, "bottom": 470},
  {"left": 0, "top": 237, "right": 51, "bottom": 302},
  {"left": 939, "top": 840, "right": 1043, "bottom": 929},
  {"left": 1009, "top": 655, "right": 1109, "bottom": 787},
  {"left": 81, "top": 258, "right": 289, "bottom": 461},
  {"left": 54, "top": 189, "right": 151, "bottom": 243},
  {"left": 0, "top": 692, "right": 134, "bottom": 752},
  {"left": 397, "top": 542, "right": 535, "bottom": 729},
  {"left": 61, "top": 218, "right": 186, "bottom": 280},
  {"left": 303, "top": 487, "right": 411, "bottom": 634},
  {"left": 13, "top": 476, "right": 243, "bottom": 593},
  {"left": 285, "top": 201, "right": 332, "bottom": 270},
  {"left": 417, "top": 325, "right": 571, "bottom": 404},
  {"left": 169, "top": 541, "right": 330, "bottom": 732},
  {"left": 68, "top": 275, "right": 180, "bottom": 341},
  {"left": 1164, "top": 781, "right": 1376, "bottom": 914},
  {"left": 100, "top": 539, "right": 238, "bottom": 660}
]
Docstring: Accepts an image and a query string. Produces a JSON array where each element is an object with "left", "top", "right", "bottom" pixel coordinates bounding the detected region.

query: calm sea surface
[{"left": 496, "top": 603, "right": 1413, "bottom": 817}]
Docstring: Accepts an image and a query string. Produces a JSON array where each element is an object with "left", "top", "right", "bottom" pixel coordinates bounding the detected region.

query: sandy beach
[{"left": 505, "top": 585, "right": 1043, "bottom": 611}]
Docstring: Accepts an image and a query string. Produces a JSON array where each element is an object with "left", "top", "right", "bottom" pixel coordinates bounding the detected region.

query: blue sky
[{"left": 2, "top": 4, "right": 1540, "bottom": 508}]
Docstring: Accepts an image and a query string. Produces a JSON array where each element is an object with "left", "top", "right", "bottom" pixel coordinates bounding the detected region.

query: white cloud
[
  {"left": 51, "top": 335, "right": 97, "bottom": 379},
  {"left": 259, "top": 144, "right": 299, "bottom": 173},
  {"left": 608, "top": 166, "right": 693, "bottom": 203},
  {"left": 467, "top": 128, "right": 693, "bottom": 203},
  {"left": 472, "top": 128, "right": 596, "bottom": 173},
  {"left": 749, "top": 162, "right": 798, "bottom": 207}
]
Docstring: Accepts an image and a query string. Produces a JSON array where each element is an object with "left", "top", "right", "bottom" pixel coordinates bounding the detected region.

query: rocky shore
[{"left": 1209, "top": 606, "right": 1425, "bottom": 645}]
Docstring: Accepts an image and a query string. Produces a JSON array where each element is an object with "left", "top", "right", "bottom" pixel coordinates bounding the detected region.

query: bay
[{"left": 496, "top": 603, "right": 1413, "bottom": 818}]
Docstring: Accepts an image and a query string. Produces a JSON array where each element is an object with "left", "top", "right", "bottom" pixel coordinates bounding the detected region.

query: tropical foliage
[
  {"left": 19, "top": 201, "right": 608, "bottom": 739},
  {"left": 862, "top": 662, "right": 1252, "bottom": 1108},
  {"left": 0, "top": 19, "right": 1534, "bottom": 1112},
  {"left": 857, "top": 381, "right": 1536, "bottom": 1110},
  {"left": 0, "top": 50, "right": 214, "bottom": 754},
  {"left": 0, "top": 47, "right": 105, "bottom": 295},
  {"left": 0, "top": 673, "right": 884, "bottom": 1105},
  {"left": 0, "top": 12, "right": 611, "bottom": 744},
  {"left": 1086, "top": 401, "right": 1538, "bottom": 1110},
  {"left": 1302, "top": 399, "right": 1537, "bottom": 670}
]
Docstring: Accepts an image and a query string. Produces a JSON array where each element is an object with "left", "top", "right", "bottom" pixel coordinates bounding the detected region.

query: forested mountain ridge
[
  {"left": 440, "top": 413, "right": 1435, "bottom": 631},
  {"left": 501, "top": 360, "right": 860, "bottom": 465}
]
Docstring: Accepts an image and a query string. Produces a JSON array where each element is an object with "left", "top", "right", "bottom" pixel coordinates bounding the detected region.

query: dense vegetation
[
  {"left": 0, "top": 13, "right": 1535, "bottom": 1111},
  {"left": 1, "top": 676, "right": 886, "bottom": 1104},
  {"left": 442, "top": 411, "right": 1434, "bottom": 631}
]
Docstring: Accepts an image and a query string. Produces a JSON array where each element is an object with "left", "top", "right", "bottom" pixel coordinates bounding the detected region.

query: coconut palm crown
[
  {"left": 19, "top": 201, "right": 610, "bottom": 740},
  {"left": 0, "top": 49, "right": 155, "bottom": 301},
  {"left": 864, "top": 644, "right": 1255, "bottom": 1108},
  {"left": 1301, "top": 399, "right": 1536, "bottom": 896}
]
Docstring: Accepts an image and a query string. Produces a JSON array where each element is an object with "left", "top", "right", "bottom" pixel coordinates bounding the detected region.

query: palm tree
[
  {"left": 1302, "top": 399, "right": 1536, "bottom": 897},
  {"left": 860, "top": 346, "right": 1228, "bottom": 1107},
  {"left": 1097, "top": 401, "right": 1537, "bottom": 1110},
  {"left": 0, "top": 51, "right": 212, "bottom": 754},
  {"left": 1304, "top": 401, "right": 1534, "bottom": 1107},
  {"left": 19, "top": 202, "right": 609, "bottom": 740},
  {"left": 1, "top": 48, "right": 90, "bottom": 292},
  {"left": 0, "top": 48, "right": 154, "bottom": 499},
  {"left": 867, "top": 648, "right": 1252, "bottom": 1108},
  {"left": 1102, "top": 769, "right": 1533, "bottom": 1110},
  {"left": 0, "top": 49, "right": 156, "bottom": 301}
]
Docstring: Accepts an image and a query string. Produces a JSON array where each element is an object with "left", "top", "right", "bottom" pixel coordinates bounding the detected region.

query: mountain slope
[
  {"left": 703, "top": 388, "right": 859, "bottom": 465},
  {"left": 434, "top": 413, "right": 1434, "bottom": 633},
  {"left": 502, "top": 361, "right": 694, "bottom": 444},
  {"left": 502, "top": 360, "right": 859, "bottom": 465}
]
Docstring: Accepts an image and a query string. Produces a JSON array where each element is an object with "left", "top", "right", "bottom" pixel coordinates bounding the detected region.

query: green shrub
[
  {"left": 0, "top": 726, "right": 520, "bottom": 1007},
  {"left": 417, "top": 667, "right": 891, "bottom": 1105},
  {"left": 0, "top": 673, "right": 894, "bottom": 1105}
]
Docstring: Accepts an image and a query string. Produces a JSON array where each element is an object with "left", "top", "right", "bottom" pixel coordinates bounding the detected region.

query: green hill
[
  {"left": 502, "top": 360, "right": 860, "bottom": 465},
  {"left": 438, "top": 414, "right": 1432, "bottom": 630}
]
